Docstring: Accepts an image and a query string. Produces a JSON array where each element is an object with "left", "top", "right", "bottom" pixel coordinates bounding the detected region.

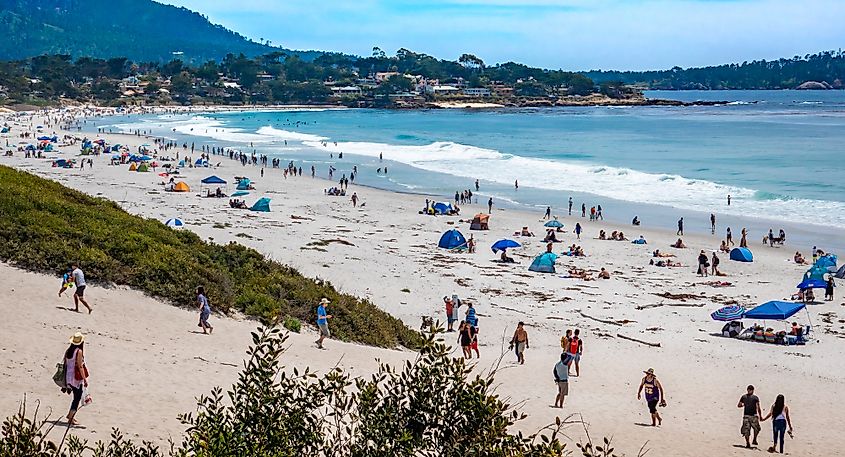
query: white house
[
  {"left": 425, "top": 85, "right": 460, "bottom": 95},
  {"left": 331, "top": 86, "right": 363, "bottom": 95},
  {"left": 463, "top": 87, "right": 492, "bottom": 97}
]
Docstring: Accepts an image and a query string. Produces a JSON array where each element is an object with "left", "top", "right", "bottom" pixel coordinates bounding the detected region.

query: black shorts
[
  {"left": 74, "top": 285, "right": 86, "bottom": 297},
  {"left": 647, "top": 399, "right": 659, "bottom": 413}
]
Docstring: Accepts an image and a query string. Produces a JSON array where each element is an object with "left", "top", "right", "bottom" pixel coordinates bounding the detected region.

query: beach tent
[
  {"left": 249, "top": 197, "right": 271, "bottom": 212},
  {"left": 173, "top": 181, "right": 191, "bottom": 192},
  {"left": 201, "top": 175, "right": 227, "bottom": 185},
  {"left": 231, "top": 191, "right": 249, "bottom": 197},
  {"left": 137, "top": 163, "right": 150, "bottom": 172},
  {"left": 729, "top": 247, "right": 753, "bottom": 262},
  {"left": 491, "top": 239, "right": 520, "bottom": 253},
  {"left": 195, "top": 158, "right": 208, "bottom": 167},
  {"left": 165, "top": 218, "right": 184, "bottom": 228},
  {"left": 544, "top": 220, "right": 563, "bottom": 228},
  {"left": 743, "top": 301, "right": 805, "bottom": 321},
  {"left": 128, "top": 163, "right": 138, "bottom": 171},
  {"left": 438, "top": 229, "right": 467, "bottom": 249},
  {"left": 432, "top": 202, "right": 453, "bottom": 215},
  {"left": 528, "top": 252, "right": 557, "bottom": 273},
  {"left": 236, "top": 178, "right": 252, "bottom": 190},
  {"left": 470, "top": 213, "right": 489, "bottom": 230},
  {"left": 815, "top": 254, "right": 837, "bottom": 272},
  {"left": 836, "top": 265, "right": 845, "bottom": 279},
  {"left": 797, "top": 278, "right": 827, "bottom": 290}
]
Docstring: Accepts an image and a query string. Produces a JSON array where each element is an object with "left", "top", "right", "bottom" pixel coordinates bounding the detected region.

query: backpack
[{"left": 52, "top": 360, "right": 67, "bottom": 389}]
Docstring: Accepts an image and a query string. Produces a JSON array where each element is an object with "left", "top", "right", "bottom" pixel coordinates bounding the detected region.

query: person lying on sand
[
  {"left": 567, "top": 268, "right": 594, "bottom": 280},
  {"left": 598, "top": 230, "right": 606, "bottom": 240},
  {"left": 650, "top": 259, "right": 684, "bottom": 267},
  {"left": 671, "top": 238, "right": 687, "bottom": 249},
  {"left": 653, "top": 249, "right": 675, "bottom": 258}
]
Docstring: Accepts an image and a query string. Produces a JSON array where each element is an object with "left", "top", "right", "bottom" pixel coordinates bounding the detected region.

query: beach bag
[
  {"left": 52, "top": 361, "right": 67, "bottom": 389},
  {"left": 79, "top": 385, "right": 93, "bottom": 409}
]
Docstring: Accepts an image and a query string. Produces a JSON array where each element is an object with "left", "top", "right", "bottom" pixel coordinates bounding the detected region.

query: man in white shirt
[{"left": 71, "top": 263, "right": 92, "bottom": 313}]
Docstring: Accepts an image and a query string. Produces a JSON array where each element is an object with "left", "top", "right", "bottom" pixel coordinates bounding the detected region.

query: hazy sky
[{"left": 161, "top": 0, "right": 845, "bottom": 71}]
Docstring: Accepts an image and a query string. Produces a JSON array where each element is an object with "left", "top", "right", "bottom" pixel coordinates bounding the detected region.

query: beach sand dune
[{"left": 1, "top": 108, "right": 844, "bottom": 456}]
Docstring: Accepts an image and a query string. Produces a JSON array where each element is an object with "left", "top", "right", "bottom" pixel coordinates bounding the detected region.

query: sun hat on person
[
  {"left": 69, "top": 332, "right": 85, "bottom": 345},
  {"left": 643, "top": 368, "right": 655, "bottom": 375},
  {"left": 320, "top": 298, "right": 330, "bottom": 304}
]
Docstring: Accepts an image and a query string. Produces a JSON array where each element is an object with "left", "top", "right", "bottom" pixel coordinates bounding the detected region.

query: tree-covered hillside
[
  {"left": 584, "top": 50, "right": 845, "bottom": 90},
  {"left": 0, "top": 0, "right": 324, "bottom": 63}
]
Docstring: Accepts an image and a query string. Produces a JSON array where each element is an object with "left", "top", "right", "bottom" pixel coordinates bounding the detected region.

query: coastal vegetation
[
  {"left": 0, "top": 165, "right": 421, "bottom": 349},
  {"left": 585, "top": 50, "right": 845, "bottom": 90},
  {"left": 1, "top": 327, "right": 625, "bottom": 456}
]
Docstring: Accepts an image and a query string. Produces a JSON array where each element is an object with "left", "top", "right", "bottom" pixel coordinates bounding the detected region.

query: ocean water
[{"left": 95, "top": 90, "right": 845, "bottom": 252}]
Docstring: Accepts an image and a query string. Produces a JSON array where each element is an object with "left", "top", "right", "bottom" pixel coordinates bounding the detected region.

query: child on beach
[
  {"left": 196, "top": 286, "right": 213, "bottom": 334},
  {"left": 58, "top": 268, "right": 73, "bottom": 297}
]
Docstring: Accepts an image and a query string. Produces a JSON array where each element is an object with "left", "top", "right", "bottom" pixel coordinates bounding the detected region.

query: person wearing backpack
[{"left": 64, "top": 332, "right": 89, "bottom": 426}]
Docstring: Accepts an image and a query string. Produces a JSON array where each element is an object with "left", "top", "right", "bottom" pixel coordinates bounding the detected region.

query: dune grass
[{"left": 0, "top": 165, "right": 421, "bottom": 349}]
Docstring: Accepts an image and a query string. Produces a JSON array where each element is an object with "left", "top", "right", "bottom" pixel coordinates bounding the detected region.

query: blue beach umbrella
[
  {"left": 231, "top": 190, "right": 250, "bottom": 197},
  {"left": 796, "top": 278, "right": 827, "bottom": 289},
  {"left": 710, "top": 305, "right": 746, "bottom": 321},
  {"left": 544, "top": 220, "right": 563, "bottom": 228},
  {"left": 491, "top": 239, "right": 521, "bottom": 253},
  {"left": 165, "top": 218, "right": 184, "bottom": 228}
]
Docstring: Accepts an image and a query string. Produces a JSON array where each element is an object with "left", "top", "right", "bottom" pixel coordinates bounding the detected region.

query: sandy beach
[{"left": 2, "top": 106, "right": 844, "bottom": 456}]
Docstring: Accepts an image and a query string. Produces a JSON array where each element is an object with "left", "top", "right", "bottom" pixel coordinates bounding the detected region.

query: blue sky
[{"left": 161, "top": 0, "right": 845, "bottom": 70}]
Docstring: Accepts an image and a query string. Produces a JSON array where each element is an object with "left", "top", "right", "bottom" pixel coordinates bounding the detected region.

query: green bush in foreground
[
  {"left": 1, "top": 327, "right": 632, "bottom": 457},
  {"left": 0, "top": 165, "right": 420, "bottom": 349}
]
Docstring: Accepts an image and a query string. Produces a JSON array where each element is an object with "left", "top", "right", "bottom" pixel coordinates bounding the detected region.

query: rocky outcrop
[{"left": 796, "top": 81, "right": 833, "bottom": 90}]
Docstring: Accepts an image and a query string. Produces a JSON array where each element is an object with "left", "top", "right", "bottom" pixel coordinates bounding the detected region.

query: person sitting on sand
[
  {"left": 632, "top": 216, "right": 641, "bottom": 226},
  {"left": 617, "top": 231, "right": 628, "bottom": 241},
  {"left": 598, "top": 268, "right": 610, "bottom": 279},
  {"left": 719, "top": 240, "right": 730, "bottom": 253},
  {"left": 500, "top": 250, "right": 515, "bottom": 263},
  {"left": 671, "top": 238, "right": 687, "bottom": 249},
  {"left": 610, "top": 230, "right": 618, "bottom": 240},
  {"left": 793, "top": 251, "right": 808, "bottom": 265},
  {"left": 514, "top": 227, "right": 534, "bottom": 237},
  {"left": 598, "top": 230, "right": 606, "bottom": 240},
  {"left": 547, "top": 242, "right": 554, "bottom": 254},
  {"left": 543, "top": 229, "right": 559, "bottom": 243}
]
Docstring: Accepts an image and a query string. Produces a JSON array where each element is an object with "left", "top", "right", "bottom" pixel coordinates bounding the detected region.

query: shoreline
[{"left": 2, "top": 106, "right": 845, "bottom": 456}]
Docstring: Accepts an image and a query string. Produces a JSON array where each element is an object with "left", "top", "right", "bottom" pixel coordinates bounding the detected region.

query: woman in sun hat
[
  {"left": 64, "top": 332, "right": 89, "bottom": 426},
  {"left": 637, "top": 368, "right": 666, "bottom": 426}
]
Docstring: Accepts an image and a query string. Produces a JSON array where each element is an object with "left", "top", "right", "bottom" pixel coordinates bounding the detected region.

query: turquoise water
[{"left": 98, "top": 90, "right": 845, "bottom": 251}]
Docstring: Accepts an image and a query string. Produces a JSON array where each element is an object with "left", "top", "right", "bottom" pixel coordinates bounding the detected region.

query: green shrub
[
  {"left": 0, "top": 166, "right": 421, "bottom": 349},
  {"left": 282, "top": 316, "right": 301, "bottom": 333}
]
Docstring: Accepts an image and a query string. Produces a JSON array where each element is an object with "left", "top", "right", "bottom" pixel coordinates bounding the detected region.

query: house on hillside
[
  {"left": 463, "top": 87, "right": 491, "bottom": 97},
  {"left": 425, "top": 85, "right": 460, "bottom": 95},
  {"left": 331, "top": 86, "right": 363, "bottom": 96}
]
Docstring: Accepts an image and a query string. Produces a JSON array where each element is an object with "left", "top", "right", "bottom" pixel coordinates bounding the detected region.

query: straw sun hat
[{"left": 69, "top": 332, "right": 85, "bottom": 345}]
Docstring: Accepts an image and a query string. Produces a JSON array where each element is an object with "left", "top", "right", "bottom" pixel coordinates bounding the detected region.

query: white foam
[
  {"left": 303, "top": 139, "right": 845, "bottom": 228},
  {"left": 255, "top": 126, "right": 328, "bottom": 142}
]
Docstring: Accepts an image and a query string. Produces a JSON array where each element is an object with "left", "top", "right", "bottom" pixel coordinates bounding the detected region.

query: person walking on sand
[
  {"left": 574, "top": 223, "right": 582, "bottom": 240},
  {"left": 637, "top": 368, "right": 666, "bottom": 426},
  {"left": 544, "top": 206, "right": 551, "bottom": 220},
  {"left": 351, "top": 192, "right": 358, "bottom": 207},
  {"left": 509, "top": 322, "right": 529, "bottom": 364},
  {"left": 71, "top": 263, "right": 92, "bottom": 313},
  {"left": 710, "top": 213, "right": 716, "bottom": 235},
  {"left": 738, "top": 385, "right": 763, "bottom": 448},
  {"left": 315, "top": 298, "right": 333, "bottom": 349},
  {"left": 677, "top": 217, "right": 684, "bottom": 236},
  {"left": 196, "top": 286, "right": 213, "bottom": 334},
  {"left": 458, "top": 320, "right": 474, "bottom": 359},
  {"left": 761, "top": 394, "right": 793, "bottom": 454},
  {"left": 487, "top": 197, "right": 493, "bottom": 213},
  {"left": 740, "top": 228, "right": 748, "bottom": 248},
  {"left": 58, "top": 267, "right": 73, "bottom": 297},
  {"left": 727, "top": 227, "right": 734, "bottom": 246},
  {"left": 554, "top": 353, "right": 572, "bottom": 408},
  {"left": 567, "top": 329, "right": 582, "bottom": 376},
  {"left": 64, "top": 332, "right": 89, "bottom": 426},
  {"left": 568, "top": 197, "right": 573, "bottom": 215},
  {"left": 581, "top": 203, "right": 586, "bottom": 218}
]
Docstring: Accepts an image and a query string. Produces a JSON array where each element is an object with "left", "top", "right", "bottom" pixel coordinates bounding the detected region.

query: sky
[{"left": 160, "top": 0, "right": 845, "bottom": 71}]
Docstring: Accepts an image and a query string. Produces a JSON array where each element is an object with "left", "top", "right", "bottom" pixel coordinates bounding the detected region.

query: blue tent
[
  {"left": 743, "top": 301, "right": 805, "bottom": 320},
  {"left": 528, "top": 252, "right": 557, "bottom": 273},
  {"left": 201, "top": 175, "right": 227, "bottom": 185},
  {"left": 432, "top": 202, "right": 453, "bottom": 215},
  {"left": 194, "top": 158, "right": 208, "bottom": 167},
  {"left": 815, "top": 254, "right": 837, "bottom": 271},
  {"left": 236, "top": 178, "right": 251, "bottom": 190},
  {"left": 164, "top": 218, "right": 184, "bottom": 228},
  {"left": 544, "top": 220, "right": 563, "bottom": 228},
  {"left": 249, "top": 197, "right": 271, "bottom": 212},
  {"left": 491, "top": 239, "right": 520, "bottom": 253},
  {"left": 730, "top": 247, "right": 753, "bottom": 262},
  {"left": 797, "top": 278, "right": 827, "bottom": 289},
  {"left": 438, "top": 229, "right": 467, "bottom": 249}
]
